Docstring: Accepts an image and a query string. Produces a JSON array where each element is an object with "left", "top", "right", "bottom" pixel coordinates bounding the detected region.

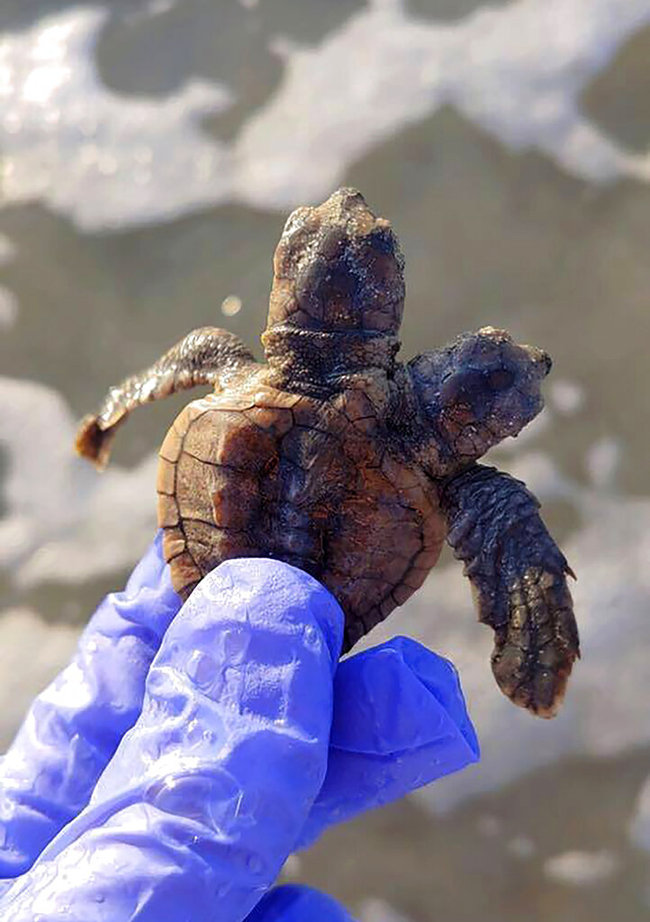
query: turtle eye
[
  {"left": 487, "top": 368, "right": 515, "bottom": 391},
  {"left": 440, "top": 369, "right": 485, "bottom": 406}
]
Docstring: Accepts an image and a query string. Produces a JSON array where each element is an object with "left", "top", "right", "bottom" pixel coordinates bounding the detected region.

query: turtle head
[
  {"left": 409, "top": 327, "right": 552, "bottom": 469},
  {"left": 264, "top": 188, "right": 405, "bottom": 341}
]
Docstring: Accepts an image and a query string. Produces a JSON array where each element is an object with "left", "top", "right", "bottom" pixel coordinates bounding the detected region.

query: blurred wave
[
  {"left": 0, "top": 377, "right": 156, "bottom": 585},
  {"left": 2, "top": 0, "right": 650, "bottom": 230}
]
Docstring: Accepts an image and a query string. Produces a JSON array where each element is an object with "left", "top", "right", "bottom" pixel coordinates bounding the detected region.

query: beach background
[{"left": 1, "top": 1, "right": 649, "bottom": 918}]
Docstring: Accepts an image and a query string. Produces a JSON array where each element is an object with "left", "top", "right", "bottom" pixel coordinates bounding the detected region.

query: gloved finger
[
  {"left": 246, "top": 884, "right": 354, "bottom": 922},
  {"left": 297, "top": 635, "right": 479, "bottom": 848},
  {"left": 0, "top": 531, "right": 181, "bottom": 879},
  {"left": 0, "top": 559, "right": 344, "bottom": 922}
]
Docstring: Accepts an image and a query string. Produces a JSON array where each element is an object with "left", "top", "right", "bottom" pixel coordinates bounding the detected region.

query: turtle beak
[
  {"left": 539, "top": 350, "right": 552, "bottom": 376},
  {"left": 523, "top": 344, "right": 552, "bottom": 377}
]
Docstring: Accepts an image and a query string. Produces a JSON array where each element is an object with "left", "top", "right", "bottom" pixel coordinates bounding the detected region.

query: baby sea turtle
[{"left": 76, "top": 188, "right": 579, "bottom": 717}]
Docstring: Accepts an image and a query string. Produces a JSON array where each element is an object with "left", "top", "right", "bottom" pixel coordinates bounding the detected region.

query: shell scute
[
  {"left": 156, "top": 457, "right": 176, "bottom": 495},
  {"left": 212, "top": 473, "right": 260, "bottom": 532},
  {"left": 184, "top": 408, "right": 275, "bottom": 474}
]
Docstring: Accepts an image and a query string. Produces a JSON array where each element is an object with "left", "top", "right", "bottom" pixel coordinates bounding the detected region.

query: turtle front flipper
[
  {"left": 75, "top": 327, "right": 256, "bottom": 470},
  {"left": 440, "top": 464, "right": 579, "bottom": 718}
]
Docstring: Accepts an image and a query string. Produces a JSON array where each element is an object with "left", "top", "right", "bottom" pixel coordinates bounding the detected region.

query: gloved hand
[{"left": 0, "top": 533, "right": 479, "bottom": 921}]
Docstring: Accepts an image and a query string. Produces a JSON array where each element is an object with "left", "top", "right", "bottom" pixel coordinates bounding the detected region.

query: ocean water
[{"left": 1, "top": 1, "right": 649, "bottom": 919}]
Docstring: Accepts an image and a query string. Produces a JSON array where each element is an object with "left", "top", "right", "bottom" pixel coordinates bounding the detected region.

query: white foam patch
[
  {"left": 0, "top": 287, "right": 18, "bottom": 329},
  {"left": 0, "top": 608, "right": 79, "bottom": 750},
  {"left": 549, "top": 379, "right": 586, "bottom": 415},
  {"left": 629, "top": 778, "right": 650, "bottom": 853},
  {"left": 0, "top": 235, "right": 17, "bottom": 266},
  {"left": 0, "top": 236, "right": 18, "bottom": 328},
  {"left": 0, "top": 7, "right": 234, "bottom": 230},
  {"left": 585, "top": 436, "right": 621, "bottom": 489},
  {"left": 0, "top": 376, "right": 157, "bottom": 585},
  {"left": 237, "top": 0, "right": 650, "bottom": 210},
  {"left": 543, "top": 850, "right": 620, "bottom": 886},
  {"left": 142, "top": 0, "right": 178, "bottom": 15},
  {"left": 2, "top": 0, "right": 650, "bottom": 230},
  {"left": 476, "top": 813, "right": 502, "bottom": 837},
  {"left": 358, "top": 898, "right": 415, "bottom": 922},
  {"left": 507, "top": 835, "right": 536, "bottom": 859},
  {"left": 122, "top": 0, "right": 182, "bottom": 25}
]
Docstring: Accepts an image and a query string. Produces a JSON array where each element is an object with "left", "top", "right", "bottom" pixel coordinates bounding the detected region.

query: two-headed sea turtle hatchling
[{"left": 76, "top": 187, "right": 579, "bottom": 717}]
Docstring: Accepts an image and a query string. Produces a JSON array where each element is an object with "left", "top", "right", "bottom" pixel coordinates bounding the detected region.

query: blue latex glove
[{"left": 0, "top": 533, "right": 479, "bottom": 921}]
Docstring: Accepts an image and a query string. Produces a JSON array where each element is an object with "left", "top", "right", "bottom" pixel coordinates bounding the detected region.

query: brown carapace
[{"left": 76, "top": 188, "right": 579, "bottom": 717}]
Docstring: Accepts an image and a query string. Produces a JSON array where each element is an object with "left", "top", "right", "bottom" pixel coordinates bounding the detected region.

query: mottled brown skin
[{"left": 76, "top": 188, "right": 579, "bottom": 717}]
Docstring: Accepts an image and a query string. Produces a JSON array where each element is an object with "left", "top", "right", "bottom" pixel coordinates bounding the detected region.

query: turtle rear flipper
[
  {"left": 75, "top": 414, "right": 121, "bottom": 471},
  {"left": 441, "top": 464, "right": 580, "bottom": 717},
  {"left": 75, "top": 327, "right": 256, "bottom": 469}
]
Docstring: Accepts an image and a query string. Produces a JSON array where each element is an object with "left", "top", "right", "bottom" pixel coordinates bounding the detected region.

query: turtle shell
[{"left": 157, "top": 378, "right": 445, "bottom": 651}]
